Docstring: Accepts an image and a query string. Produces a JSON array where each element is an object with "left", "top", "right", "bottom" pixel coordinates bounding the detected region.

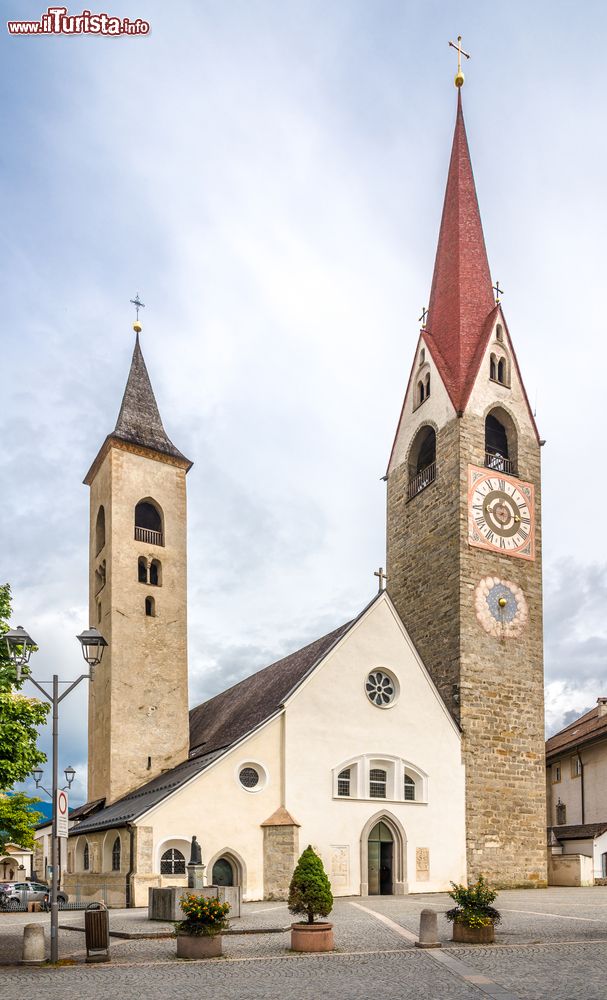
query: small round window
[
  {"left": 239, "top": 766, "right": 260, "bottom": 789},
  {"left": 365, "top": 669, "right": 398, "bottom": 708}
]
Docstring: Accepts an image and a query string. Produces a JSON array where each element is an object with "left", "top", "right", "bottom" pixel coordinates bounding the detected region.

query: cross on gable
[{"left": 374, "top": 567, "right": 388, "bottom": 593}]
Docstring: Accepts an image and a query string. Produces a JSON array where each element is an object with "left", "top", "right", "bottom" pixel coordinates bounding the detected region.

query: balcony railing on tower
[
  {"left": 484, "top": 452, "right": 516, "bottom": 476},
  {"left": 407, "top": 461, "right": 436, "bottom": 501},
  {"left": 134, "top": 526, "right": 163, "bottom": 546}
]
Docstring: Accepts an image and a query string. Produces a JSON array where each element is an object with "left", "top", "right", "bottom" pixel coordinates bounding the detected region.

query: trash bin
[{"left": 84, "top": 901, "right": 110, "bottom": 963}]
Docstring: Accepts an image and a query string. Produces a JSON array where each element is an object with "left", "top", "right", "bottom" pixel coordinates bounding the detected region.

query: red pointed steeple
[{"left": 424, "top": 91, "right": 497, "bottom": 412}]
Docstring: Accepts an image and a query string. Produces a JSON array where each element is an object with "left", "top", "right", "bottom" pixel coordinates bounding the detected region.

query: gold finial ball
[
  {"left": 133, "top": 320, "right": 142, "bottom": 334},
  {"left": 498, "top": 596, "right": 508, "bottom": 608},
  {"left": 455, "top": 71, "right": 465, "bottom": 88}
]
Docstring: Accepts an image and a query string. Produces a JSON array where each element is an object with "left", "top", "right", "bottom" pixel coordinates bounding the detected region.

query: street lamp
[{"left": 5, "top": 623, "right": 107, "bottom": 964}]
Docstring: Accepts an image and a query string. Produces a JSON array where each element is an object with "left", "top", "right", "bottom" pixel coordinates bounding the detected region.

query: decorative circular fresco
[{"left": 474, "top": 577, "right": 528, "bottom": 639}]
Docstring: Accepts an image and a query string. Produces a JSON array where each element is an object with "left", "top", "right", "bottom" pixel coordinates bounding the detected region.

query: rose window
[{"left": 365, "top": 670, "right": 396, "bottom": 707}]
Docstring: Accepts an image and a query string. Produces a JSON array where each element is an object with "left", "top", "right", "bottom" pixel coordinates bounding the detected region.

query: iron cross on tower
[
  {"left": 374, "top": 567, "right": 388, "bottom": 593},
  {"left": 493, "top": 281, "right": 504, "bottom": 304},
  {"left": 448, "top": 35, "right": 470, "bottom": 88},
  {"left": 130, "top": 294, "right": 145, "bottom": 321}
]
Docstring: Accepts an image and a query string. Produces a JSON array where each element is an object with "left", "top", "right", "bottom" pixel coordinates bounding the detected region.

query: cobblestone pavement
[{"left": 2, "top": 889, "right": 607, "bottom": 998}]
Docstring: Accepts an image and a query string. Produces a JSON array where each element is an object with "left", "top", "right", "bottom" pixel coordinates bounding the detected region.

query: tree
[
  {"left": 0, "top": 583, "right": 47, "bottom": 852},
  {"left": 288, "top": 845, "right": 333, "bottom": 924}
]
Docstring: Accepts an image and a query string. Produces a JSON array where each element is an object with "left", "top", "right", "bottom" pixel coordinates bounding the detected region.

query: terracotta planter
[
  {"left": 452, "top": 921, "right": 495, "bottom": 944},
  {"left": 291, "top": 922, "right": 334, "bottom": 952},
  {"left": 176, "top": 932, "right": 223, "bottom": 959}
]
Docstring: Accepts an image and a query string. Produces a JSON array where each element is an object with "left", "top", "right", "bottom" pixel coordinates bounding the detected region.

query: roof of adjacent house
[
  {"left": 70, "top": 611, "right": 362, "bottom": 836},
  {"left": 546, "top": 702, "right": 607, "bottom": 759},
  {"left": 552, "top": 823, "right": 607, "bottom": 841}
]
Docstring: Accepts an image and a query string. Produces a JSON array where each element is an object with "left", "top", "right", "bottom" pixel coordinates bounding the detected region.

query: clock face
[
  {"left": 468, "top": 465, "right": 535, "bottom": 560},
  {"left": 475, "top": 577, "right": 528, "bottom": 639}
]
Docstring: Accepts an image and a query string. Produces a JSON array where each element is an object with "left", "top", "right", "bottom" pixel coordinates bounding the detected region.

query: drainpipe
[
  {"left": 125, "top": 823, "right": 136, "bottom": 908},
  {"left": 576, "top": 750, "right": 585, "bottom": 825}
]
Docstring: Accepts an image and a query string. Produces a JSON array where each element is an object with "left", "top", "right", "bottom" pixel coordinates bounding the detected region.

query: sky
[{"left": 1, "top": 0, "right": 607, "bottom": 806}]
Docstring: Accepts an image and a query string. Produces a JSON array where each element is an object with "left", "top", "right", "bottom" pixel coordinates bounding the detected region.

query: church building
[{"left": 65, "top": 77, "right": 547, "bottom": 906}]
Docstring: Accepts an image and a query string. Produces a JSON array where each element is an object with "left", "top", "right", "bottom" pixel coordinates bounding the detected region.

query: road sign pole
[{"left": 50, "top": 674, "right": 59, "bottom": 964}]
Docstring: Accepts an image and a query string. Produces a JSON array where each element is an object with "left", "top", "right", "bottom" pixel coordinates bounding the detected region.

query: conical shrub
[{"left": 288, "top": 845, "right": 333, "bottom": 924}]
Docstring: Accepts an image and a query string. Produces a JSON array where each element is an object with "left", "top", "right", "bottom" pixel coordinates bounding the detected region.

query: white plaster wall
[
  {"left": 137, "top": 718, "right": 282, "bottom": 900},
  {"left": 283, "top": 596, "right": 467, "bottom": 894},
  {"left": 389, "top": 338, "right": 455, "bottom": 474}
]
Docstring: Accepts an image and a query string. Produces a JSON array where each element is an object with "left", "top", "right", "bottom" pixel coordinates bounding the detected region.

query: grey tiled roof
[
  {"left": 552, "top": 823, "right": 607, "bottom": 840},
  {"left": 70, "top": 612, "right": 364, "bottom": 836},
  {"left": 112, "top": 335, "right": 191, "bottom": 465},
  {"left": 546, "top": 703, "right": 607, "bottom": 758}
]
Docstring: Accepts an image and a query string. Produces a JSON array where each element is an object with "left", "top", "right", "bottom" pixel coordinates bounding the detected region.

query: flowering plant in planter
[
  {"left": 175, "top": 893, "right": 231, "bottom": 937},
  {"left": 445, "top": 875, "right": 501, "bottom": 929}
]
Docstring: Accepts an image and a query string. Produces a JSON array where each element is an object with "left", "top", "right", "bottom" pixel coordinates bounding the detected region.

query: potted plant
[
  {"left": 288, "top": 845, "right": 334, "bottom": 952},
  {"left": 174, "top": 893, "right": 231, "bottom": 958},
  {"left": 445, "top": 875, "right": 501, "bottom": 944}
]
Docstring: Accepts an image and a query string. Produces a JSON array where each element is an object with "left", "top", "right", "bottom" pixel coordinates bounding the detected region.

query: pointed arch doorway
[{"left": 360, "top": 811, "right": 407, "bottom": 896}]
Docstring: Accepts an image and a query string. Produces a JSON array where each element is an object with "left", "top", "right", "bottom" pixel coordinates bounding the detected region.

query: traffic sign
[{"left": 56, "top": 789, "right": 69, "bottom": 838}]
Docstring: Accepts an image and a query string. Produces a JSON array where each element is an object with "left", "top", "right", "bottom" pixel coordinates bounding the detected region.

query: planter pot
[
  {"left": 291, "top": 922, "right": 334, "bottom": 952},
  {"left": 452, "top": 922, "right": 495, "bottom": 944},
  {"left": 176, "top": 932, "right": 223, "bottom": 959}
]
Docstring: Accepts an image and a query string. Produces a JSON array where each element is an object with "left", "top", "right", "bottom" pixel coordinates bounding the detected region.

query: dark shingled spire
[{"left": 113, "top": 334, "right": 190, "bottom": 464}]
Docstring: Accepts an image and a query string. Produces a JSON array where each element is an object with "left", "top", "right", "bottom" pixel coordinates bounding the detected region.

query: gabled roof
[
  {"left": 552, "top": 823, "right": 607, "bottom": 841},
  {"left": 71, "top": 612, "right": 364, "bottom": 836},
  {"left": 423, "top": 91, "right": 497, "bottom": 414},
  {"left": 546, "top": 702, "right": 607, "bottom": 758}
]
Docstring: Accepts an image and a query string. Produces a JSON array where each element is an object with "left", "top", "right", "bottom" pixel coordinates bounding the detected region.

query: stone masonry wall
[
  {"left": 387, "top": 410, "right": 547, "bottom": 887},
  {"left": 263, "top": 824, "right": 299, "bottom": 900}
]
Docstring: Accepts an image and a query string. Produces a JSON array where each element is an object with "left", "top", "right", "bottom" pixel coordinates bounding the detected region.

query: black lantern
[
  {"left": 76, "top": 628, "right": 107, "bottom": 669},
  {"left": 4, "top": 625, "right": 37, "bottom": 681},
  {"left": 64, "top": 765, "right": 76, "bottom": 788}
]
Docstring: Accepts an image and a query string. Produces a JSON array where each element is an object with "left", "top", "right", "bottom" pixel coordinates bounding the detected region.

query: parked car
[{"left": 0, "top": 881, "right": 69, "bottom": 908}]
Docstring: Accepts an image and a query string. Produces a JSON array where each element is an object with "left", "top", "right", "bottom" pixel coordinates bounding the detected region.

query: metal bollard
[
  {"left": 22, "top": 923, "right": 46, "bottom": 964},
  {"left": 84, "top": 901, "right": 111, "bottom": 963},
  {"left": 414, "top": 908, "right": 442, "bottom": 949}
]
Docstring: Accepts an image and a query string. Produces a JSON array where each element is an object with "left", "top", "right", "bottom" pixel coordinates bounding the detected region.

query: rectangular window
[
  {"left": 337, "top": 768, "right": 350, "bottom": 797},
  {"left": 571, "top": 756, "right": 582, "bottom": 778},
  {"left": 552, "top": 763, "right": 561, "bottom": 783},
  {"left": 369, "top": 768, "right": 387, "bottom": 799},
  {"left": 602, "top": 853, "right": 607, "bottom": 879}
]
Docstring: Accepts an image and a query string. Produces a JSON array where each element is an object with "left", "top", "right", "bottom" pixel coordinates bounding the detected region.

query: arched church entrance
[
  {"left": 368, "top": 821, "right": 393, "bottom": 895},
  {"left": 212, "top": 857, "right": 234, "bottom": 886},
  {"left": 360, "top": 811, "right": 407, "bottom": 896}
]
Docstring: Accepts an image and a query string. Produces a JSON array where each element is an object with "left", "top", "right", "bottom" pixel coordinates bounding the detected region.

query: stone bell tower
[
  {"left": 84, "top": 316, "right": 192, "bottom": 805},
  {"left": 386, "top": 85, "right": 547, "bottom": 886}
]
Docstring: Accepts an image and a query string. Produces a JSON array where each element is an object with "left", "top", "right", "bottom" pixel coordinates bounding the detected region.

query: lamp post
[{"left": 4, "top": 624, "right": 107, "bottom": 964}]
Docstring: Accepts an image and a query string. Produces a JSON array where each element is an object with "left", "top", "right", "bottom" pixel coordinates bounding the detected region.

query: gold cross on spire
[
  {"left": 130, "top": 293, "right": 145, "bottom": 334},
  {"left": 374, "top": 567, "right": 388, "bottom": 593},
  {"left": 448, "top": 35, "right": 470, "bottom": 88}
]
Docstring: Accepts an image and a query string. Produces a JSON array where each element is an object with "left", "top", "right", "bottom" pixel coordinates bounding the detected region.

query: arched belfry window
[
  {"left": 138, "top": 557, "right": 148, "bottom": 584},
  {"left": 407, "top": 426, "right": 436, "bottom": 501},
  {"left": 485, "top": 409, "right": 517, "bottom": 475},
  {"left": 490, "top": 354, "right": 497, "bottom": 381},
  {"left": 145, "top": 596, "right": 155, "bottom": 617},
  {"left": 425, "top": 373, "right": 430, "bottom": 398},
  {"left": 95, "top": 506, "right": 105, "bottom": 556},
  {"left": 150, "top": 560, "right": 162, "bottom": 586},
  {"left": 497, "top": 358, "right": 506, "bottom": 384},
  {"left": 135, "top": 500, "right": 164, "bottom": 546}
]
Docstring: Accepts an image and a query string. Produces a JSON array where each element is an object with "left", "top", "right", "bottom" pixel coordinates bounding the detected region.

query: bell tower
[
  {"left": 386, "top": 83, "right": 547, "bottom": 886},
  {"left": 84, "top": 316, "right": 192, "bottom": 805}
]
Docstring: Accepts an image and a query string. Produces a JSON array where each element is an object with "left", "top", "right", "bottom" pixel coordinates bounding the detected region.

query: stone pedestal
[
  {"left": 187, "top": 863, "right": 205, "bottom": 891},
  {"left": 415, "top": 909, "right": 441, "bottom": 949},
  {"left": 261, "top": 807, "right": 300, "bottom": 900}
]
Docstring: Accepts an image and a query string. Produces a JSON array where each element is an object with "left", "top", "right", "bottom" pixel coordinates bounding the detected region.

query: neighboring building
[
  {"left": 66, "top": 78, "right": 548, "bottom": 905},
  {"left": 0, "top": 843, "right": 32, "bottom": 881},
  {"left": 546, "top": 699, "right": 607, "bottom": 881},
  {"left": 33, "top": 801, "right": 104, "bottom": 884}
]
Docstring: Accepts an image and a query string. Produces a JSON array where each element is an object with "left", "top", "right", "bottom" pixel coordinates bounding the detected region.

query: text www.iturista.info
[{"left": 7, "top": 7, "right": 150, "bottom": 35}]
